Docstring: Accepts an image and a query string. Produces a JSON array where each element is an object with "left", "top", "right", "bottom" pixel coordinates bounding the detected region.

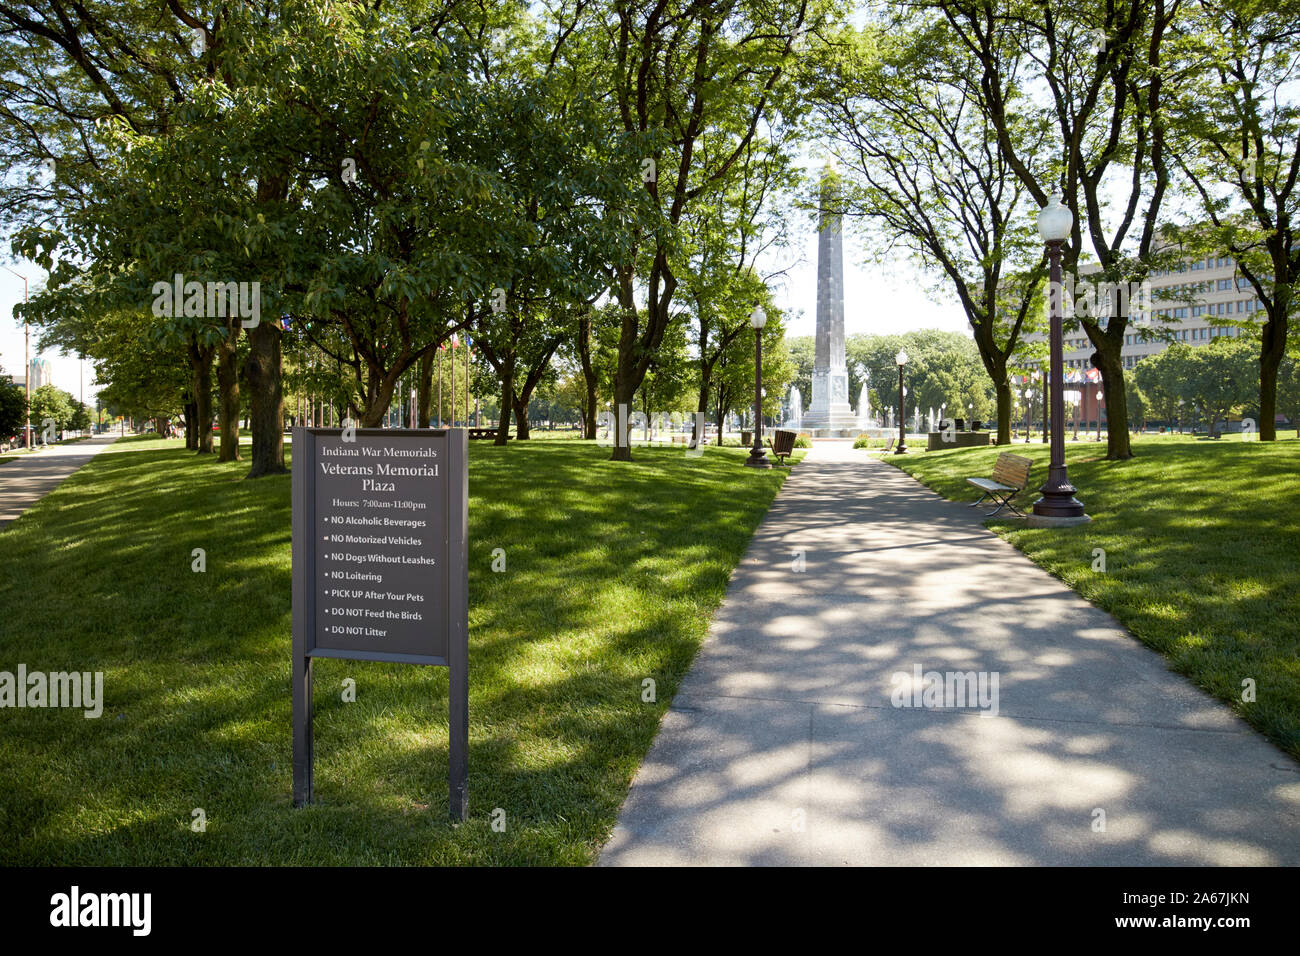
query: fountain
[
  {"left": 856, "top": 384, "right": 870, "bottom": 429},
  {"left": 785, "top": 386, "right": 803, "bottom": 431}
]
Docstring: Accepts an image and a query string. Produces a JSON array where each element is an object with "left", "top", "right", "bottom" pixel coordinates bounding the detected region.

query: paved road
[
  {"left": 600, "top": 440, "right": 1300, "bottom": 865},
  {"left": 0, "top": 436, "right": 119, "bottom": 530}
]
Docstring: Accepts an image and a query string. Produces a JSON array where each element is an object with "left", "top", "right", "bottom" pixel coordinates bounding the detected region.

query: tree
[
  {"left": 808, "top": 16, "right": 1049, "bottom": 444},
  {"left": 1277, "top": 349, "right": 1300, "bottom": 436},
  {"left": 595, "top": 0, "right": 825, "bottom": 460},
  {"left": 1, "top": 0, "right": 231, "bottom": 458},
  {"left": 846, "top": 330, "right": 995, "bottom": 427},
  {"left": 28, "top": 384, "right": 75, "bottom": 436},
  {"left": 936, "top": 0, "right": 1189, "bottom": 459},
  {"left": 1166, "top": 0, "right": 1300, "bottom": 441},
  {"left": 678, "top": 130, "right": 800, "bottom": 447},
  {"left": 1134, "top": 344, "right": 1196, "bottom": 427},
  {"left": 571, "top": 305, "right": 621, "bottom": 439},
  {"left": 1185, "top": 336, "right": 1259, "bottom": 435},
  {"left": 785, "top": 335, "right": 815, "bottom": 415},
  {"left": 1126, "top": 377, "right": 1148, "bottom": 432},
  {"left": 0, "top": 381, "right": 24, "bottom": 439},
  {"left": 711, "top": 309, "right": 793, "bottom": 437},
  {"left": 552, "top": 372, "right": 589, "bottom": 431}
]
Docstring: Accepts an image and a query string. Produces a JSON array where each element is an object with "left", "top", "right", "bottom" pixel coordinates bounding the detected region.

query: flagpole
[
  {"left": 450, "top": 338, "right": 456, "bottom": 428},
  {"left": 437, "top": 347, "right": 443, "bottom": 428}
]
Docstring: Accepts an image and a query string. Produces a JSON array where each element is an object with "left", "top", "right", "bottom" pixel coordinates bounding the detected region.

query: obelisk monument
[{"left": 804, "top": 162, "right": 857, "bottom": 433}]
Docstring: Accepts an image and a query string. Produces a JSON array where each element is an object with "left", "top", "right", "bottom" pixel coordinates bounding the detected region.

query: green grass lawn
[
  {"left": 0, "top": 436, "right": 798, "bottom": 864},
  {"left": 890, "top": 433, "right": 1300, "bottom": 758}
]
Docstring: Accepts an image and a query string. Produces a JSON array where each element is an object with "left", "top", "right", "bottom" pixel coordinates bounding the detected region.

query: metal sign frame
[{"left": 291, "top": 427, "right": 468, "bottom": 820}]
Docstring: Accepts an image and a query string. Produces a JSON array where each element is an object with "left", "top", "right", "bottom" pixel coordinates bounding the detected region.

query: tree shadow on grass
[{"left": 0, "top": 439, "right": 788, "bottom": 864}]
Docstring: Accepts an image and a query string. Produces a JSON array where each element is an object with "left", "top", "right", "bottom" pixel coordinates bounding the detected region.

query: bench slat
[
  {"left": 990, "top": 453, "right": 1032, "bottom": 488},
  {"left": 967, "top": 477, "right": 1013, "bottom": 492}
]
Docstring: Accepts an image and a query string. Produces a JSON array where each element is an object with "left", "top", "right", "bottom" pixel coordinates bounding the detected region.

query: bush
[
  {"left": 853, "top": 433, "right": 872, "bottom": 449},
  {"left": 794, "top": 433, "right": 812, "bottom": 448}
]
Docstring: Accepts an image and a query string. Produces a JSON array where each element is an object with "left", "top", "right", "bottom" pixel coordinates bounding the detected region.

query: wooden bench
[
  {"left": 966, "top": 452, "right": 1033, "bottom": 517},
  {"left": 767, "top": 429, "right": 797, "bottom": 464},
  {"left": 467, "top": 428, "right": 503, "bottom": 441}
]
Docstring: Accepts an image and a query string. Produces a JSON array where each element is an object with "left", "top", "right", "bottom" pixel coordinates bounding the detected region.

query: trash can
[{"left": 742, "top": 430, "right": 753, "bottom": 446}]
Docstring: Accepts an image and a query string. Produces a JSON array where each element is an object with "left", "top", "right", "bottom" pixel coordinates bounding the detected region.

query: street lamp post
[
  {"left": 894, "top": 349, "right": 909, "bottom": 455},
  {"left": 1032, "top": 197, "right": 1087, "bottom": 520},
  {"left": 1041, "top": 381, "right": 1048, "bottom": 443},
  {"left": 1095, "top": 389, "right": 1104, "bottom": 441},
  {"left": 745, "top": 305, "right": 772, "bottom": 469},
  {"left": 1023, "top": 388, "right": 1032, "bottom": 442},
  {"left": 1177, "top": 397, "right": 1184, "bottom": 435}
]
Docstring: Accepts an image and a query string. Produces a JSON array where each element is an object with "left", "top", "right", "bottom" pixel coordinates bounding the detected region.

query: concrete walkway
[
  {"left": 600, "top": 440, "right": 1300, "bottom": 866},
  {"left": 0, "top": 435, "right": 119, "bottom": 530}
]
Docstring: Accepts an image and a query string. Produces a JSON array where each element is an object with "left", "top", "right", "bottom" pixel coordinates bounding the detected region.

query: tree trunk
[
  {"left": 510, "top": 338, "right": 561, "bottom": 442},
  {"left": 1259, "top": 345, "right": 1282, "bottom": 442},
  {"left": 1095, "top": 347, "right": 1132, "bottom": 460},
  {"left": 244, "top": 322, "right": 286, "bottom": 477},
  {"left": 495, "top": 363, "right": 514, "bottom": 446},
  {"left": 694, "top": 370, "right": 713, "bottom": 448},
  {"left": 418, "top": 350, "right": 433, "bottom": 428},
  {"left": 995, "top": 379, "right": 1012, "bottom": 445},
  {"left": 577, "top": 312, "right": 598, "bottom": 439},
  {"left": 216, "top": 317, "right": 241, "bottom": 462},
  {"left": 583, "top": 381, "right": 597, "bottom": 440},
  {"left": 607, "top": 378, "right": 633, "bottom": 461},
  {"left": 512, "top": 395, "right": 531, "bottom": 440},
  {"left": 190, "top": 337, "right": 215, "bottom": 454},
  {"left": 358, "top": 368, "right": 399, "bottom": 428},
  {"left": 184, "top": 399, "right": 198, "bottom": 450}
]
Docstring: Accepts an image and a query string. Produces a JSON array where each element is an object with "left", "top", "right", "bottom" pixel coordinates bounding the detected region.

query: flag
[{"left": 450, "top": 333, "right": 459, "bottom": 349}]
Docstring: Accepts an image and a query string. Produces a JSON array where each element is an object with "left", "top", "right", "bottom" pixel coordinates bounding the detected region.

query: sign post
[{"left": 292, "top": 427, "right": 468, "bottom": 819}]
